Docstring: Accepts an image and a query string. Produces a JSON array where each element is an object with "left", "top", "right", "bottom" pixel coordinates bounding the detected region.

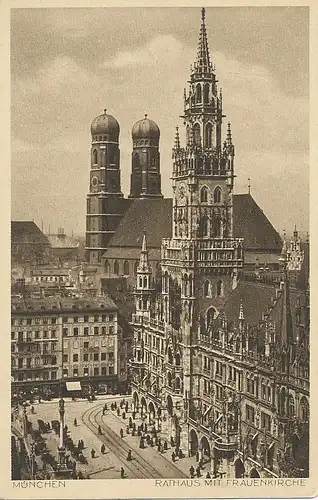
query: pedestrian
[
  {"left": 98, "top": 425, "right": 102, "bottom": 435},
  {"left": 198, "top": 458, "right": 203, "bottom": 468},
  {"left": 101, "top": 444, "right": 105, "bottom": 455},
  {"left": 38, "top": 397, "right": 41, "bottom": 404},
  {"left": 125, "top": 403, "right": 128, "bottom": 413},
  {"left": 91, "top": 449, "right": 95, "bottom": 459},
  {"left": 172, "top": 451, "right": 176, "bottom": 462},
  {"left": 120, "top": 428, "right": 124, "bottom": 438},
  {"left": 206, "top": 472, "right": 211, "bottom": 479},
  {"left": 132, "top": 428, "right": 135, "bottom": 436},
  {"left": 189, "top": 465, "right": 195, "bottom": 478},
  {"left": 170, "top": 436, "right": 175, "bottom": 447},
  {"left": 132, "top": 412, "right": 135, "bottom": 420},
  {"left": 196, "top": 451, "right": 199, "bottom": 462},
  {"left": 126, "top": 450, "right": 132, "bottom": 461},
  {"left": 126, "top": 425, "right": 130, "bottom": 434},
  {"left": 139, "top": 438, "right": 144, "bottom": 449},
  {"left": 104, "top": 403, "right": 108, "bottom": 411},
  {"left": 144, "top": 423, "right": 147, "bottom": 433},
  {"left": 164, "top": 440, "right": 168, "bottom": 451},
  {"left": 133, "top": 422, "right": 136, "bottom": 431},
  {"left": 114, "top": 401, "right": 117, "bottom": 409},
  {"left": 129, "top": 417, "right": 133, "bottom": 428},
  {"left": 122, "top": 412, "right": 126, "bottom": 419},
  {"left": 196, "top": 466, "right": 201, "bottom": 478},
  {"left": 117, "top": 408, "right": 120, "bottom": 416},
  {"left": 74, "top": 418, "right": 77, "bottom": 426},
  {"left": 120, "top": 467, "right": 125, "bottom": 478}
]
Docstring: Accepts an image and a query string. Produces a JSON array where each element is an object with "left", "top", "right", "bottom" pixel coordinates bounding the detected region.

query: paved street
[{"left": 25, "top": 396, "right": 208, "bottom": 479}]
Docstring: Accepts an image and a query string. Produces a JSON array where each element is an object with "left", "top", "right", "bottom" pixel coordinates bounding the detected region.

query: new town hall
[{"left": 85, "top": 9, "right": 309, "bottom": 478}]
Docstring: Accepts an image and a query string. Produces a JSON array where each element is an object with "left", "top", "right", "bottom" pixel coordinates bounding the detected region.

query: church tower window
[
  {"left": 123, "top": 260, "right": 129, "bottom": 275},
  {"left": 205, "top": 123, "right": 213, "bottom": 148},
  {"left": 213, "top": 186, "right": 221, "bottom": 203},
  {"left": 204, "top": 83, "right": 209, "bottom": 104},
  {"left": 200, "top": 186, "right": 208, "bottom": 203},
  {"left": 200, "top": 215, "right": 209, "bottom": 238},
  {"left": 196, "top": 83, "right": 202, "bottom": 103},
  {"left": 193, "top": 123, "right": 201, "bottom": 146},
  {"left": 93, "top": 149, "right": 98, "bottom": 165}
]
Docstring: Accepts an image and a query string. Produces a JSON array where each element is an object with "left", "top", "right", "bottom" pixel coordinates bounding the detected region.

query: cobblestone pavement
[{"left": 24, "top": 396, "right": 209, "bottom": 479}]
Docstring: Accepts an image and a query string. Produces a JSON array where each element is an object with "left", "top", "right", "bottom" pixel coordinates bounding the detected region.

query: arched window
[
  {"left": 167, "top": 372, "right": 172, "bottom": 387},
  {"left": 200, "top": 186, "right": 208, "bottom": 203},
  {"left": 214, "top": 186, "right": 221, "bottom": 203},
  {"left": 104, "top": 260, "right": 110, "bottom": 274},
  {"left": 175, "top": 377, "right": 180, "bottom": 390},
  {"left": 207, "top": 307, "right": 216, "bottom": 327},
  {"left": 143, "top": 276, "right": 148, "bottom": 288},
  {"left": 168, "top": 347, "right": 173, "bottom": 364},
  {"left": 134, "top": 261, "right": 139, "bottom": 275},
  {"left": 139, "top": 277, "right": 142, "bottom": 288},
  {"left": 204, "top": 83, "right": 209, "bottom": 104},
  {"left": 175, "top": 352, "right": 180, "bottom": 366},
  {"left": 114, "top": 260, "right": 119, "bottom": 275},
  {"left": 123, "top": 260, "right": 129, "bottom": 275},
  {"left": 196, "top": 83, "right": 202, "bottom": 103},
  {"left": 216, "top": 280, "right": 223, "bottom": 297},
  {"left": 93, "top": 149, "right": 98, "bottom": 165},
  {"left": 204, "top": 280, "right": 211, "bottom": 297},
  {"left": 300, "top": 397, "right": 309, "bottom": 421},
  {"left": 287, "top": 395, "right": 295, "bottom": 417},
  {"left": 205, "top": 123, "right": 213, "bottom": 148},
  {"left": 193, "top": 123, "right": 201, "bottom": 146}
]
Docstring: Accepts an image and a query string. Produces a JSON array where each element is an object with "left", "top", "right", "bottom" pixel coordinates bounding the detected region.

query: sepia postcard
[{"left": 1, "top": 0, "right": 317, "bottom": 498}]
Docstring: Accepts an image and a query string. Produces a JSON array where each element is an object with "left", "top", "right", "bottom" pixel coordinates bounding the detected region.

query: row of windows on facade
[
  {"left": 246, "top": 395, "right": 309, "bottom": 423},
  {"left": 11, "top": 343, "right": 57, "bottom": 354},
  {"left": 14, "top": 371, "right": 58, "bottom": 382},
  {"left": 62, "top": 325, "right": 115, "bottom": 336},
  {"left": 12, "top": 314, "right": 115, "bottom": 326},
  {"left": 32, "top": 276, "right": 68, "bottom": 283},
  {"left": 186, "top": 122, "right": 215, "bottom": 148},
  {"left": 63, "top": 366, "right": 114, "bottom": 377},
  {"left": 105, "top": 259, "right": 137, "bottom": 276},
  {"left": 12, "top": 356, "right": 58, "bottom": 368},
  {"left": 91, "top": 149, "right": 118, "bottom": 165},
  {"left": 190, "top": 82, "right": 214, "bottom": 106},
  {"left": 64, "top": 352, "right": 114, "bottom": 362},
  {"left": 200, "top": 186, "right": 222, "bottom": 204}
]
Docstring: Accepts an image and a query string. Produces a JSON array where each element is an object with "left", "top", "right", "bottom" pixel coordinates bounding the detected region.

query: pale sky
[{"left": 11, "top": 6, "right": 309, "bottom": 237}]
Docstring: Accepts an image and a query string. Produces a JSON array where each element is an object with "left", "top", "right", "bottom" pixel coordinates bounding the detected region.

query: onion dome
[
  {"left": 132, "top": 114, "right": 160, "bottom": 140},
  {"left": 91, "top": 109, "right": 120, "bottom": 138}
]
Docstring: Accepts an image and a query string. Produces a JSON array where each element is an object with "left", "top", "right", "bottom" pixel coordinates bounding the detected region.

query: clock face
[{"left": 91, "top": 176, "right": 98, "bottom": 188}]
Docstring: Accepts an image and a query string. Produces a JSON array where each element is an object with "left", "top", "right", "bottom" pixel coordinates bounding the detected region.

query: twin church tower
[{"left": 86, "top": 112, "right": 162, "bottom": 264}]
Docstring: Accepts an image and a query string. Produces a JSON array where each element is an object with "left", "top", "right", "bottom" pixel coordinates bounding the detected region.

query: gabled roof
[
  {"left": 106, "top": 194, "right": 282, "bottom": 253},
  {"left": 233, "top": 194, "right": 282, "bottom": 252},
  {"left": 11, "top": 221, "right": 50, "bottom": 246},
  {"left": 221, "top": 281, "right": 277, "bottom": 324},
  {"left": 108, "top": 198, "right": 172, "bottom": 248}
]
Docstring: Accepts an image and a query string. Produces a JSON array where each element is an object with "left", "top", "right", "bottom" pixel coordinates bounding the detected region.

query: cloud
[{"left": 104, "top": 35, "right": 188, "bottom": 68}]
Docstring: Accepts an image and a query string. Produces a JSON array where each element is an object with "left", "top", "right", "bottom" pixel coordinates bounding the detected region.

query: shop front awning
[{"left": 66, "top": 381, "right": 82, "bottom": 391}]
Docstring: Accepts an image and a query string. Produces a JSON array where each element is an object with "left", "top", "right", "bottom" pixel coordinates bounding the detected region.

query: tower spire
[
  {"left": 138, "top": 230, "right": 150, "bottom": 273},
  {"left": 194, "top": 7, "right": 211, "bottom": 74}
]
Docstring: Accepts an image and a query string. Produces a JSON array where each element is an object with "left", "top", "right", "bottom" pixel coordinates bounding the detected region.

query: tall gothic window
[
  {"left": 123, "top": 260, "right": 129, "bottom": 275},
  {"left": 93, "top": 149, "right": 98, "bottom": 165},
  {"left": 200, "top": 186, "right": 208, "bottom": 203},
  {"left": 193, "top": 123, "right": 201, "bottom": 146},
  {"left": 206, "top": 307, "right": 216, "bottom": 327},
  {"left": 214, "top": 186, "right": 221, "bottom": 203},
  {"left": 204, "top": 280, "right": 211, "bottom": 297},
  {"left": 196, "top": 83, "right": 202, "bottom": 103},
  {"left": 205, "top": 123, "right": 213, "bottom": 148},
  {"left": 204, "top": 83, "right": 209, "bottom": 104},
  {"left": 114, "top": 260, "right": 119, "bottom": 275}
]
